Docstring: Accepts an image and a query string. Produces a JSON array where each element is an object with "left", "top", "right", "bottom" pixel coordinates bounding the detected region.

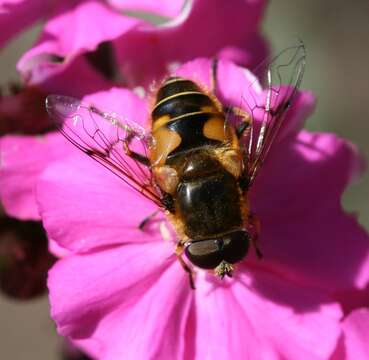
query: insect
[{"left": 46, "top": 42, "right": 306, "bottom": 289}]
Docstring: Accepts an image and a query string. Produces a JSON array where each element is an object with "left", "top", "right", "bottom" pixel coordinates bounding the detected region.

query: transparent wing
[
  {"left": 242, "top": 41, "right": 306, "bottom": 185},
  {"left": 46, "top": 95, "right": 164, "bottom": 207}
]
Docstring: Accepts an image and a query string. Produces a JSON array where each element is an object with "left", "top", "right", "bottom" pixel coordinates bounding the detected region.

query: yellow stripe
[
  {"left": 152, "top": 115, "right": 170, "bottom": 131},
  {"left": 167, "top": 110, "right": 220, "bottom": 123},
  {"left": 152, "top": 111, "right": 221, "bottom": 132},
  {"left": 153, "top": 91, "right": 205, "bottom": 113},
  {"left": 163, "top": 77, "right": 186, "bottom": 86}
]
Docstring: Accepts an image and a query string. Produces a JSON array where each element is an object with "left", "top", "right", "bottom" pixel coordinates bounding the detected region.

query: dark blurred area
[
  {"left": 0, "top": 0, "right": 368, "bottom": 358},
  {"left": 0, "top": 218, "right": 55, "bottom": 299}
]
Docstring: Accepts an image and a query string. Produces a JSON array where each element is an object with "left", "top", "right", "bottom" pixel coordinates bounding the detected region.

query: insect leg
[
  {"left": 247, "top": 214, "right": 263, "bottom": 259},
  {"left": 210, "top": 58, "right": 219, "bottom": 94},
  {"left": 139, "top": 209, "right": 160, "bottom": 230},
  {"left": 123, "top": 131, "right": 150, "bottom": 166},
  {"left": 175, "top": 243, "right": 196, "bottom": 289},
  {"left": 225, "top": 106, "right": 253, "bottom": 138}
]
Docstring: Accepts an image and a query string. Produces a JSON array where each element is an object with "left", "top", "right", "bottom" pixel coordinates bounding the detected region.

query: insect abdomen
[
  {"left": 150, "top": 77, "right": 227, "bottom": 165},
  {"left": 152, "top": 77, "right": 216, "bottom": 119},
  {"left": 177, "top": 168, "right": 242, "bottom": 239}
]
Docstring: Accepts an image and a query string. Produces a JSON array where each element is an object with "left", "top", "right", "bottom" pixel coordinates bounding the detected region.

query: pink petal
[
  {"left": 48, "top": 237, "right": 72, "bottom": 258},
  {"left": 0, "top": 0, "right": 45, "bottom": 48},
  {"left": 81, "top": 87, "right": 148, "bottom": 127},
  {"left": 194, "top": 269, "right": 341, "bottom": 360},
  {"left": 0, "top": 0, "right": 184, "bottom": 51},
  {"left": 38, "top": 152, "right": 158, "bottom": 251},
  {"left": 108, "top": 0, "right": 186, "bottom": 18},
  {"left": 342, "top": 309, "right": 369, "bottom": 359},
  {"left": 16, "top": 0, "right": 267, "bottom": 91},
  {"left": 115, "top": 0, "right": 268, "bottom": 87},
  {"left": 0, "top": 132, "right": 70, "bottom": 219},
  {"left": 48, "top": 241, "right": 192, "bottom": 359},
  {"left": 250, "top": 130, "right": 369, "bottom": 291},
  {"left": 37, "top": 88, "right": 154, "bottom": 251},
  {"left": 331, "top": 309, "right": 369, "bottom": 359},
  {"left": 20, "top": 53, "right": 113, "bottom": 97},
  {"left": 17, "top": 0, "right": 139, "bottom": 87}
]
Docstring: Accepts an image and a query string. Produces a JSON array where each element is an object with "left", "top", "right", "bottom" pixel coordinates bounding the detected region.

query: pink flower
[
  {"left": 38, "top": 59, "right": 369, "bottom": 359},
  {"left": 0, "top": 0, "right": 189, "bottom": 98},
  {"left": 0, "top": 0, "right": 184, "bottom": 49},
  {"left": 0, "top": 132, "right": 72, "bottom": 219},
  {"left": 16, "top": 0, "right": 267, "bottom": 92},
  {"left": 0, "top": 0, "right": 268, "bottom": 222},
  {"left": 0, "top": 0, "right": 46, "bottom": 49},
  {"left": 331, "top": 309, "right": 369, "bottom": 359}
]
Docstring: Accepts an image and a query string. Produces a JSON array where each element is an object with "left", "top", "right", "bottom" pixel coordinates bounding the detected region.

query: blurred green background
[{"left": 0, "top": 0, "right": 368, "bottom": 358}]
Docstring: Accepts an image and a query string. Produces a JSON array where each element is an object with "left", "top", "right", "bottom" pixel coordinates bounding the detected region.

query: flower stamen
[{"left": 159, "top": 221, "right": 172, "bottom": 242}]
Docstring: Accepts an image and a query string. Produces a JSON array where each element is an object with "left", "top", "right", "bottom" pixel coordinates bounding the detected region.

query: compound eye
[
  {"left": 222, "top": 231, "right": 250, "bottom": 264},
  {"left": 185, "top": 239, "right": 223, "bottom": 269}
]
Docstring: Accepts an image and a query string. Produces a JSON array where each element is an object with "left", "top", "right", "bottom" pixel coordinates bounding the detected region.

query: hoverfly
[{"left": 46, "top": 42, "right": 306, "bottom": 289}]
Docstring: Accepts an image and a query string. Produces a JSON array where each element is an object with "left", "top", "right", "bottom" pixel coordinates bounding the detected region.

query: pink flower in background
[
  {"left": 342, "top": 309, "right": 369, "bottom": 358},
  {"left": 37, "top": 59, "right": 369, "bottom": 359},
  {"left": 15, "top": 0, "right": 267, "bottom": 93},
  {"left": 0, "top": 0, "right": 185, "bottom": 49},
  {"left": 0, "top": 132, "right": 71, "bottom": 219},
  {"left": 331, "top": 309, "right": 369, "bottom": 359},
  {"left": 0, "top": 0, "right": 46, "bottom": 49}
]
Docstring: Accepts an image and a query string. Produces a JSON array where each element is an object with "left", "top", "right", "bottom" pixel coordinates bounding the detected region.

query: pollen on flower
[
  {"left": 166, "top": 61, "right": 181, "bottom": 73},
  {"left": 72, "top": 115, "right": 81, "bottom": 127},
  {"left": 159, "top": 221, "right": 172, "bottom": 242},
  {"left": 133, "top": 86, "right": 146, "bottom": 98}
]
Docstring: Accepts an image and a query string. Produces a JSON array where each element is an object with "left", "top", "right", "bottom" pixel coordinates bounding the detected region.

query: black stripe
[
  {"left": 157, "top": 78, "right": 200, "bottom": 102},
  {"left": 152, "top": 93, "right": 214, "bottom": 120}
]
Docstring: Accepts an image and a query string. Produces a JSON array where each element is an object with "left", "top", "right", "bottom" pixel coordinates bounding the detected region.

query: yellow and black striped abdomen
[
  {"left": 150, "top": 77, "right": 231, "bottom": 165},
  {"left": 152, "top": 77, "right": 218, "bottom": 120}
]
